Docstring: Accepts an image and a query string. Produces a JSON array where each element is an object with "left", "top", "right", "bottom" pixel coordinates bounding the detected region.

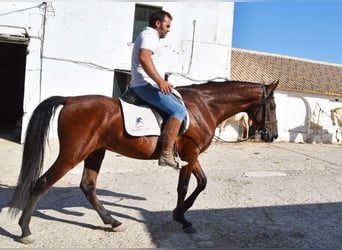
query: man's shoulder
[
  {"left": 138, "top": 27, "right": 159, "bottom": 51},
  {"left": 140, "top": 27, "right": 158, "bottom": 38}
]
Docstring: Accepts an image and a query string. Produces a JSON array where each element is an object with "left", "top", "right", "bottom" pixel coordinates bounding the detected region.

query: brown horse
[{"left": 9, "top": 80, "right": 279, "bottom": 243}]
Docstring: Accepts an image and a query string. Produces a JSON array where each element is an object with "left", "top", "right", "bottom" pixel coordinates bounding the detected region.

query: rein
[{"left": 213, "top": 134, "right": 257, "bottom": 143}]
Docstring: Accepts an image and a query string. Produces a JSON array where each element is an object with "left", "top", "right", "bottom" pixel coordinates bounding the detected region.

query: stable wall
[
  {"left": 275, "top": 91, "right": 342, "bottom": 144},
  {"left": 0, "top": 2, "right": 234, "bottom": 142},
  {"left": 217, "top": 91, "right": 342, "bottom": 144}
]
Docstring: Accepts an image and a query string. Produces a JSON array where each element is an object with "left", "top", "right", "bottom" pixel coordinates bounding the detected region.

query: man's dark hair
[{"left": 149, "top": 10, "right": 172, "bottom": 28}]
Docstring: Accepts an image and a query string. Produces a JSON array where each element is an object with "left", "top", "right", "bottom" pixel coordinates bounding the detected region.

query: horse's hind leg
[
  {"left": 80, "top": 149, "right": 124, "bottom": 231},
  {"left": 338, "top": 128, "right": 342, "bottom": 144},
  {"left": 18, "top": 159, "right": 76, "bottom": 243}
]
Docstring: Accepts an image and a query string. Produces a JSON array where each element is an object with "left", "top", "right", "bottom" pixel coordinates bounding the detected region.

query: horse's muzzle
[{"left": 261, "top": 131, "right": 278, "bottom": 142}]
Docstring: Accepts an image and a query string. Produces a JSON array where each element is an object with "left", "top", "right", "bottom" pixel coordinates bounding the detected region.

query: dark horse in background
[{"left": 9, "top": 79, "right": 279, "bottom": 243}]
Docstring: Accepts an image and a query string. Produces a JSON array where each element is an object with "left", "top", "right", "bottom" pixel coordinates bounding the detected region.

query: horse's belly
[{"left": 107, "top": 136, "right": 160, "bottom": 160}]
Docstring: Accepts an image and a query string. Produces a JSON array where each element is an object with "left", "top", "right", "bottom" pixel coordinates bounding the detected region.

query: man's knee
[{"left": 174, "top": 107, "right": 187, "bottom": 122}]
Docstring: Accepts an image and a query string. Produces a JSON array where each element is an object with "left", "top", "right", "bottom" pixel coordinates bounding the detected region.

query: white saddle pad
[{"left": 119, "top": 99, "right": 161, "bottom": 136}]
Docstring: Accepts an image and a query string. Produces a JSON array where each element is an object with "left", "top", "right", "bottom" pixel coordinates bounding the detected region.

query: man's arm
[{"left": 139, "top": 48, "right": 173, "bottom": 94}]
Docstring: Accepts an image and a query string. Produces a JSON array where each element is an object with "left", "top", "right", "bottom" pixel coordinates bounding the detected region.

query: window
[{"left": 132, "top": 4, "right": 161, "bottom": 42}]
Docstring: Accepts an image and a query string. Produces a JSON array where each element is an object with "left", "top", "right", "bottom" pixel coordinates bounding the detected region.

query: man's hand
[{"left": 158, "top": 79, "right": 174, "bottom": 95}]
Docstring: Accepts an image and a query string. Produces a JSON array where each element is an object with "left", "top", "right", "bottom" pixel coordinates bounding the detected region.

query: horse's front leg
[
  {"left": 245, "top": 126, "right": 249, "bottom": 139},
  {"left": 217, "top": 120, "right": 226, "bottom": 140},
  {"left": 173, "top": 164, "right": 191, "bottom": 229},
  {"left": 244, "top": 121, "right": 250, "bottom": 139},
  {"left": 241, "top": 118, "right": 249, "bottom": 140},
  {"left": 80, "top": 148, "right": 124, "bottom": 231},
  {"left": 173, "top": 161, "right": 207, "bottom": 233}
]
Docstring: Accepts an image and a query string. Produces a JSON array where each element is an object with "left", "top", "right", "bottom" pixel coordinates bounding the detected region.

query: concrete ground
[{"left": 0, "top": 138, "right": 341, "bottom": 248}]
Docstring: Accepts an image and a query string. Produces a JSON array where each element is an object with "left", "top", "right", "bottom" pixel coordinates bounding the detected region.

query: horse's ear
[{"left": 267, "top": 80, "right": 279, "bottom": 95}]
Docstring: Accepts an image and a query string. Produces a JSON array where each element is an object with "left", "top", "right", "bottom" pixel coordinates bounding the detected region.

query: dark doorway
[
  {"left": 0, "top": 41, "right": 28, "bottom": 142},
  {"left": 112, "top": 69, "right": 131, "bottom": 98}
]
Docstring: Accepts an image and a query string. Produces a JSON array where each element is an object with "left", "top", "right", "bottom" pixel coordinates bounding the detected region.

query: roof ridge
[{"left": 232, "top": 47, "right": 342, "bottom": 67}]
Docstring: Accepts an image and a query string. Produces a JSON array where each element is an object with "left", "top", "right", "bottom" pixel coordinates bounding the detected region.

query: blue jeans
[{"left": 131, "top": 85, "right": 187, "bottom": 122}]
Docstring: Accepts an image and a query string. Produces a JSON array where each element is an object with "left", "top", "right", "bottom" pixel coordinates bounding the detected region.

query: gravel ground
[{"left": 0, "top": 138, "right": 342, "bottom": 248}]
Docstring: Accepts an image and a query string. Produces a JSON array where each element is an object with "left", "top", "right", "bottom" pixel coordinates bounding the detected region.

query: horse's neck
[
  {"left": 189, "top": 82, "right": 262, "bottom": 125},
  {"left": 207, "top": 84, "right": 262, "bottom": 123},
  {"left": 335, "top": 110, "right": 342, "bottom": 126}
]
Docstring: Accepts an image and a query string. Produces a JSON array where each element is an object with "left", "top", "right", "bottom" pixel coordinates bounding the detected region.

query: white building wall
[
  {"left": 274, "top": 91, "right": 342, "bottom": 144},
  {"left": 0, "top": 3, "right": 44, "bottom": 142},
  {"left": 0, "top": 2, "right": 234, "bottom": 142},
  {"left": 7, "top": 3, "right": 340, "bottom": 145},
  {"left": 41, "top": 2, "right": 135, "bottom": 98},
  {"left": 41, "top": 1, "right": 234, "bottom": 97},
  {"left": 217, "top": 90, "right": 342, "bottom": 144}
]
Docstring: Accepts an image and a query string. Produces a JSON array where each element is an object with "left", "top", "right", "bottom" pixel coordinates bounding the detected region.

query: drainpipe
[
  {"left": 187, "top": 20, "right": 196, "bottom": 75},
  {"left": 39, "top": 2, "right": 47, "bottom": 102}
]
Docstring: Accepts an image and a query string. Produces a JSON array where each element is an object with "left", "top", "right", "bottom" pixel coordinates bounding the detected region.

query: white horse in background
[
  {"left": 330, "top": 107, "right": 342, "bottom": 144},
  {"left": 218, "top": 112, "right": 252, "bottom": 141}
]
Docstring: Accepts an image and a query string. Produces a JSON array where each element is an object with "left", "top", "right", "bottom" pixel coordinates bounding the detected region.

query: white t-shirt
[{"left": 130, "top": 27, "right": 165, "bottom": 88}]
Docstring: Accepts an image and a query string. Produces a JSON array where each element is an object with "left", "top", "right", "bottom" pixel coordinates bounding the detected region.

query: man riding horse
[{"left": 129, "top": 10, "right": 186, "bottom": 168}]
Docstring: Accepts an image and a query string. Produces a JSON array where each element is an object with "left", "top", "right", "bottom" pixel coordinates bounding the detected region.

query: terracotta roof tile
[{"left": 231, "top": 48, "right": 342, "bottom": 96}]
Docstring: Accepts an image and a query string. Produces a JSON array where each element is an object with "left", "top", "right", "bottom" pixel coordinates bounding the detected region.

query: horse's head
[{"left": 247, "top": 80, "right": 279, "bottom": 142}]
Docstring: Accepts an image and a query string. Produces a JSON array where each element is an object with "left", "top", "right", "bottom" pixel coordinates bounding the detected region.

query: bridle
[
  {"left": 255, "top": 84, "right": 277, "bottom": 137},
  {"left": 214, "top": 84, "right": 278, "bottom": 143}
]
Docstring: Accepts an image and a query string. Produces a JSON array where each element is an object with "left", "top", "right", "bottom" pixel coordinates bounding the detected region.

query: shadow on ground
[{"left": 1, "top": 184, "right": 341, "bottom": 248}]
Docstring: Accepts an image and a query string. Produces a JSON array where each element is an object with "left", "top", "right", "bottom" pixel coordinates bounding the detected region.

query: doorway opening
[
  {"left": 112, "top": 69, "right": 131, "bottom": 98},
  {"left": 0, "top": 28, "right": 29, "bottom": 143}
]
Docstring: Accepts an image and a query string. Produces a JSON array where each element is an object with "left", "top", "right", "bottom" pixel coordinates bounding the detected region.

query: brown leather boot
[{"left": 159, "top": 117, "right": 182, "bottom": 168}]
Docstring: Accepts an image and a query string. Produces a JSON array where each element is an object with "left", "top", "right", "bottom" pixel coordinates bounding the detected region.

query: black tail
[{"left": 9, "top": 96, "right": 67, "bottom": 216}]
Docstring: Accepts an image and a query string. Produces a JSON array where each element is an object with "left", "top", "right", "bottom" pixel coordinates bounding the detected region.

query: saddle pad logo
[{"left": 136, "top": 117, "right": 144, "bottom": 127}]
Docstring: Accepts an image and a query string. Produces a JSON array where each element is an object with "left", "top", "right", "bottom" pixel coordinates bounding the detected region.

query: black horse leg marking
[
  {"left": 173, "top": 165, "right": 192, "bottom": 229},
  {"left": 173, "top": 161, "right": 207, "bottom": 232},
  {"left": 80, "top": 149, "right": 122, "bottom": 230},
  {"left": 18, "top": 176, "right": 49, "bottom": 243},
  {"left": 184, "top": 162, "right": 207, "bottom": 211},
  {"left": 17, "top": 157, "right": 78, "bottom": 243}
]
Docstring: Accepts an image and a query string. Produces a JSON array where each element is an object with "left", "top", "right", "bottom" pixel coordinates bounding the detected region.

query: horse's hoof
[
  {"left": 19, "top": 235, "right": 34, "bottom": 244},
  {"left": 183, "top": 225, "right": 197, "bottom": 234},
  {"left": 112, "top": 224, "right": 126, "bottom": 232}
]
